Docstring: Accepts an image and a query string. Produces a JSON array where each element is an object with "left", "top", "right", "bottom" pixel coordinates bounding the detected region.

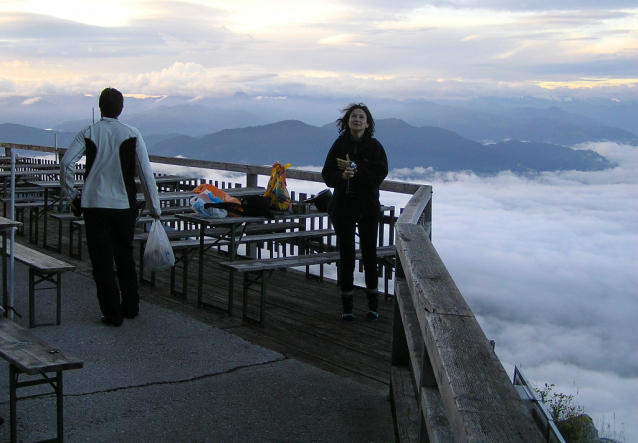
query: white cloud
[{"left": 21, "top": 97, "right": 41, "bottom": 105}]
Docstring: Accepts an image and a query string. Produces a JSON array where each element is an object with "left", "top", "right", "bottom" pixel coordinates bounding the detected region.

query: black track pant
[
  {"left": 333, "top": 196, "right": 379, "bottom": 293},
  {"left": 83, "top": 207, "right": 139, "bottom": 324}
]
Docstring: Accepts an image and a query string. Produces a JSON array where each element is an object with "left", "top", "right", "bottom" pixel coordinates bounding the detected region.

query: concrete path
[{"left": 0, "top": 262, "right": 395, "bottom": 443}]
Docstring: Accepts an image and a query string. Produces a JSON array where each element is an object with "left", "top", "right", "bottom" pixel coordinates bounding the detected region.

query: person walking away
[
  {"left": 61, "top": 87, "right": 162, "bottom": 326},
  {"left": 321, "top": 103, "right": 388, "bottom": 322}
]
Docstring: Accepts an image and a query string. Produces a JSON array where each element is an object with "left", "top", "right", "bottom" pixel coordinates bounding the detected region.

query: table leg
[
  {"left": 2, "top": 233, "right": 7, "bottom": 309},
  {"left": 197, "top": 224, "right": 205, "bottom": 307},
  {"left": 41, "top": 188, "right": 49, "bottom": 248}
]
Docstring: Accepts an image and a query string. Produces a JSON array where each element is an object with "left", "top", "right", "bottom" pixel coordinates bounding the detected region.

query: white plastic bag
[
  {"left": 190, "top": 192, "right": 228, "bottom": 218},
  {"left": 143, "top": 219, "right": 175, "bottom": 271}
]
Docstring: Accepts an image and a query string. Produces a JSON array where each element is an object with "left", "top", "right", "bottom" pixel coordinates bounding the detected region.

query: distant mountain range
[
  {"left": 0, "top": 118, "right": 614, "bottom": 174},
  {"left": 148, "top": 119, "right": 614, "bottom": 173},
  {"left": 53, "top": 104, "right": 267, "bottom": 138}
]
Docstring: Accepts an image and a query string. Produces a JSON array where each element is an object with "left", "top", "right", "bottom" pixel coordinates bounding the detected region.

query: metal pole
[{"left": 8, "top": 149, "right": 15, "bottom": 319}]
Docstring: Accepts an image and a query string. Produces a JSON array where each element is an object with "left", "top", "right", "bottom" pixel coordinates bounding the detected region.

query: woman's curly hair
[{"left": 336, "top": 103, "right": 375, "bottom": 136}]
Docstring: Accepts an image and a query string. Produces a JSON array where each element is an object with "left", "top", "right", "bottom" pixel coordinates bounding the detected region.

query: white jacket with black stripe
[{"left": 60, "top": 117, "right": 162, "bottom": 217}]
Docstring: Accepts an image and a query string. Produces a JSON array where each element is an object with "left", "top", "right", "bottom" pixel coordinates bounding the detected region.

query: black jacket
[{"left": 322, "top": 132, "right": 388, "bottom": 219}]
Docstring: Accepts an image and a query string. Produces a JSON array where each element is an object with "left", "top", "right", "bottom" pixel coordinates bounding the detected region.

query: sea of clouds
[
  {"left": 36, "top": 140, "right": 635, "bottom": 440},
  {"left": 385, "top": 141, "right": 637, "bottom": 441}
]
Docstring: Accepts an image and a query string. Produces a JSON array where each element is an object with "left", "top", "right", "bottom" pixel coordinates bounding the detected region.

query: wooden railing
[
  {"left": 4, "top": 143, "right": 546, "bottom": 441},
  {"left": 0, "top": 143, "right": 421, "bottom": 196},
  {"left": 390, "top": 186, "right": 546, "bottom": 442}
]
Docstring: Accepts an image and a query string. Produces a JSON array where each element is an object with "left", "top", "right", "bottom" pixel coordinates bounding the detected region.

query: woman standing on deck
[{"left": 322, "top": 103, "right": 388, "bottom": 322}]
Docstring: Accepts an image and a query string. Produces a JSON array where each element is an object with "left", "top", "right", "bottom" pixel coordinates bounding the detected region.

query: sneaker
[
  {"left": 366, "top": 310, "right": 379, "bottom": 322},
  {"left": 341, "top": 313, "right": 355, "bottom": 322},
  {"left": 100, "top": 316, "right": 123, "bottom": 327}
]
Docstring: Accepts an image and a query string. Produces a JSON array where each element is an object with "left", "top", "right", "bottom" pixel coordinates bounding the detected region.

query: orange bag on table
[{"left": 191, "top": 184, "right": 243, "bottom": 216}]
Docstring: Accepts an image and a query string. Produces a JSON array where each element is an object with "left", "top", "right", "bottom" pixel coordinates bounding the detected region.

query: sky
[{"left": 1, "top": 0, "right": 637, "bottom": 102}]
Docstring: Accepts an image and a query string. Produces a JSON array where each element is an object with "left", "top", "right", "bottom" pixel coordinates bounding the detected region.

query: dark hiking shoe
[
  {"left": 100, "top": 316, "right": 123, "bottom": 327},
  {"left": 341, "top": 313, "right": 355, "bottom": 322},
  {"left": 366, "top": 310, "right": 379, "bottom": 322}
]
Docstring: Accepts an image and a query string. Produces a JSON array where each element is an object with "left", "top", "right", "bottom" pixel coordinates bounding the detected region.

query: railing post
[{"left": 246, "top": 172, "right": 258, "bottom": 188}]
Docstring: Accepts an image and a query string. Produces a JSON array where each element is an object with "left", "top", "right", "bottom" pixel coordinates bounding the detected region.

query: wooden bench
[
  {"left": 136, "top": 220, "right": 305, "bottom": 288},
  {"left": 12, "top": 201, "right": 45, "bottom": 241},
  {"left": 49, "top": 212, "right": 82, "bottom": 255},
  {"left": 219, "top": 245, "right": 395, "bottom": 327},
  {"left": 140, "top": 206, "right": 192, "bottom": 216},
  {"left": 66, "top": 214, "right": 185, "bottom": 260},
  {"left": 1, "top": 191, "right": 45, "bottom": 215},
  {"left": 8, "top": 242, "right": 75, "bottom": 327},
  {"left": 0, "top": 315, "right": 83, "bottom": 443},
  {"left": 168, "top": 228, "right": 335, "bottom": 299}
]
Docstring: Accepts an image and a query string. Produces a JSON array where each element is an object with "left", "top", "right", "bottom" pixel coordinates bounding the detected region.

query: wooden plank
[
  {"left": 242, "top": 229, "right": 334, "bottom": 244},
  {"left": 221, "top": 245, "right": 395, "bottom": 273},
  {"left": 394, "top": 279, "right": 424, "bottom": 389},
  {"left": 395, "top": 223, "right": 472, "bottom": 316},
  {"left": 9, "top": 242, "right": 75, "bottom": 273},
  {"left": 390, "top": 365, "right": 421, "bottom": 443},
  {"left": 395, "top": 221, "right": 545, "bottom": 441},
  {"left": 421, "top": 386, "right": 455, "bottom": 443},
  {"left": 422, "top": 312, "right": 545, "bottom": 442},
  {"left": 0, "top": 317, "right": 83, "bottom": 375},
  {"left": 397, "top": 186, "right": 432, "bottom": 225}
]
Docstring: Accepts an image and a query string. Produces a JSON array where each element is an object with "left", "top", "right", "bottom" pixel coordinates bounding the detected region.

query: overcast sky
[{"left": 1, "top": 0, "right": 637, "bottom": 102}]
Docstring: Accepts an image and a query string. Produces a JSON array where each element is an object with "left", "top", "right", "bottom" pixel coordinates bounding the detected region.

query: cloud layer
[{"left": 386, "top": 142, "right": 637, "bottom": 440}]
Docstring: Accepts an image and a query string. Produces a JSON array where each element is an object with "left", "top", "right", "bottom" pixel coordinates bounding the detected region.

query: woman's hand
[
  {"left": 337, "top": 154, "right": 351, "bottom": 171},
  {"left": 342, "top": 166, "right": 355, "bottom": 180}
]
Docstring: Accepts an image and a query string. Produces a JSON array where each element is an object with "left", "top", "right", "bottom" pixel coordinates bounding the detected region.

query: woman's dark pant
[
  {"left": 333, "top": 197, "right": 379, "bottom": 293},
  {"left": 83, "top": 207, "right": 139, "bottom": 324}
]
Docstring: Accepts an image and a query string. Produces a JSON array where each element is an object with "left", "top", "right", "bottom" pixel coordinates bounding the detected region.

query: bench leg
[
  {"left": 57, "top": 370, "right": 64, "bottom": 443},
  {"left": 242, "top": 270, "right": 272, "bottom": 328},
  {"left": 15, "top": 208, "right": 24, "bottom": 236},
  {"left": 29, "top": 207, "right": 39, "bottom": 244},
  {"left": 228, "top": 269, "right": 234, "bottom": 317},
  {"left": 9, "top": 365, "right": 66, "bottom": 443},
  {"left": 9, "top": 365, "right": 17, "bottom": 443},
  {"left": 29, "top": 269, "right": 63, "bottom": 328},
  {"left": 170, "top": 249, "right": 190, "bottom": 299},
  {"left": 28, "top": 268, "right": 35, "bottom": 328},
  {"left": 70, "top": 221, "right": 83, "bottom": 259},
  {"left": 55, "top": 216, "right": 64, "bottom": 253},
  {"left": 242, "top": 272, "right": 249, "bottom": 322}
]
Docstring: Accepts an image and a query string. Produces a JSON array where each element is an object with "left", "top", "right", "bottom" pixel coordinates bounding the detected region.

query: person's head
[
  {"left": 99, "top": 87, "right": 124, "bottom": 118},
  {"left": 336, "top": 103, "right": 375, "bottom": 137}
]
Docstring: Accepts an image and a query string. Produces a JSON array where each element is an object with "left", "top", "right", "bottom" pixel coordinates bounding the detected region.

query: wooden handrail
[
  {"left": 1, "top": 143, "right": 421, "bottom": 195},
  {"left": 391, "top": 186, "right": 546, "bottom": 442}
]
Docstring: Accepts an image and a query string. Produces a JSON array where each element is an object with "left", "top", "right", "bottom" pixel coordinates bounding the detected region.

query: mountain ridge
[{"left": 0, "top": 118, "right": 616, "bottom": 174}]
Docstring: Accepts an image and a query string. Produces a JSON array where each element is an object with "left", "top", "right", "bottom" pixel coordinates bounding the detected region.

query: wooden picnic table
[
  {"left": 175, "top": 204, "right": 329, "bottom": 314},
  {"left": 23, "top": 176, "right": 197, "bottom": 248},
  {"left": 0, "top": 169, "right": 66, "bottom": 197},
  {"left": 175, "top": 213, "right": 280, "bottom": 312}
]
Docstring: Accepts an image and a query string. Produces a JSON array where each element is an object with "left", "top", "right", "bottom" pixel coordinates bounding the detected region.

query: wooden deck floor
[{"left": 13, "top": 217, "right": 395, "bottom": 392}]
